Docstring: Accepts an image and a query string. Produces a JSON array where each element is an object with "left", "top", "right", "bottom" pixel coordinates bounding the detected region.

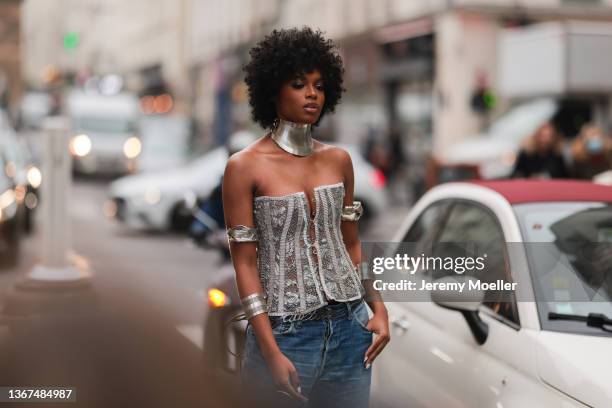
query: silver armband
[
  {"left": 341, "top": 201, "right": 363, "bottom": 221},
  {"left": 227, "top": 225, "right": 258, "bottom": 242},
  {"left": 241, "top": 292, "right": 268, "bottom": 320}
]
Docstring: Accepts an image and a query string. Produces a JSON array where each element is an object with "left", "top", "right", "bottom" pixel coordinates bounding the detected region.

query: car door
[
  {"left": 374, "top": 198, "right": 529, "bottom": 408},
  {"left": 433, "top": 200, "right": 542, "bottom": 408},
  {"left": 373, "top": 200, "right": 479, "bottom": 408}
]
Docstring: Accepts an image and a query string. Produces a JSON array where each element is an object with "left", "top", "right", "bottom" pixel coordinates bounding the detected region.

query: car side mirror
[
  {"left": 431, "top": 275, "right": 489, "bottom": 345},
  {"left": 430, "top": 275, "right": 484, "bottom": 312}
]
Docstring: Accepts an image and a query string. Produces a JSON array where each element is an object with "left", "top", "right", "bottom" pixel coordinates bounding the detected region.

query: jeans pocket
[
  {"left": 352, "top": 301, "right": 371, "bottom": 333},
  {"left": 270, "top": 318, "right": 294, "bottom": 335}
]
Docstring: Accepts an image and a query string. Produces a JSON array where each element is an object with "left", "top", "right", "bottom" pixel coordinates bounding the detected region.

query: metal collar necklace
[{"left": 270, "top": 118, "right": 313, "bottom": 157}]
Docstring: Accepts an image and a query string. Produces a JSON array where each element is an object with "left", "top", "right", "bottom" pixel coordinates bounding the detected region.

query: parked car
[
  {"left": 372, "top": 179, "right": 611, "bottom": 408},
  {"left": 0, "top": 148, "right": 22, "bottom": 268},
  {"left": 0, "top": 110, "right": 39, "bottom": 233},
  {"left": 108, "top": 146, "right": 228, "bottom": 231},
  {"left": 108, "top": 143, "right": 387, "bottom": 232},
  {"left": 136, "top": 114, "right": 194, "bottom": 172}
]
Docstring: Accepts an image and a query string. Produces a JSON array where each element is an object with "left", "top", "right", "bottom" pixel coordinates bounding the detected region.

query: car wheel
[
  {"left": 0, "top": 218, "right": 20, "bottom": 269},
  {"left": 170, "top": 202, "right": 193, "bottom": 232}
]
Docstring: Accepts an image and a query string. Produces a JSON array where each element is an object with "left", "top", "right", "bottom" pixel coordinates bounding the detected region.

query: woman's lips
[{"left": 303, "top": 104, "right": 319, "bottom": 113}]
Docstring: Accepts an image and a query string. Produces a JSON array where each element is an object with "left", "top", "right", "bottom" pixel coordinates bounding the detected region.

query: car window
[
  {"left": 402, "top": 200, "right": 451, "bottom": 246},
  {"left": 435, "top": 201, "right": 518, "bottom": 324}
]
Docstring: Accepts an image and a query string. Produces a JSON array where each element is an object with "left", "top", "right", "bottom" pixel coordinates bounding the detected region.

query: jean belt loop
[{"left": 346, "top": 301, "right": 353, "bottom": 320}]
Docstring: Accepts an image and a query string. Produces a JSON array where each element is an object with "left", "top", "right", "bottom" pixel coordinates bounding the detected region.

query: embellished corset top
[{"left": 253, "top": 181, "right": 364, "bottom": 316}]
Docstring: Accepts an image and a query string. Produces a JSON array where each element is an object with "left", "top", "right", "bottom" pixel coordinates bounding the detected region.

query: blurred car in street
[
  {"left": 431, "top": 98, "right": 559, "bottom": 185},
  {"left": 108, "top": 142, "right": 387, "bottom": 232},
  {"left": 65, "top": 89, "right": 141, "bottom": 176},
  {"left": 0, "top": 110, "right": 40, "bottom": 234},
  {"left": 108, "top": 146, "right": 228, "bottom": 231},
  {"left": 137, "top": 115, "right": 194, "bottom": 172},
  {"left": 430, "top": 97, "right": 598, "bottom": 188},
  {"left": 372, "top": 179, "right": 612, "bottom": 408}
]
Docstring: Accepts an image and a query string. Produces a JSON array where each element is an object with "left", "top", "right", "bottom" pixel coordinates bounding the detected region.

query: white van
[{"left": 65, "top": 90, "right": 140, "bottom": 175}]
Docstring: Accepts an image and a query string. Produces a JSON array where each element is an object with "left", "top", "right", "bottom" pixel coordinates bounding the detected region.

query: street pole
[
  {"left": 28, "top": 116, "right": 88, "bottom": 281},
  {"left": 1, "top": 116, "right": 95, "bottom": 320}
]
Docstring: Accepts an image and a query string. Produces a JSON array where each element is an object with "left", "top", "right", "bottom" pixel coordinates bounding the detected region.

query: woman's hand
[
  {"left": 266, "top": 351, "right": 308, "bottom": 402},
  {"left": 364, "top": 309, "right": 390, "bottom": 369}
]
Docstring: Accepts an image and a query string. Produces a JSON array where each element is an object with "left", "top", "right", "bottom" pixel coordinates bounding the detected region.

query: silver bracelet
[
  {"left": 241, "top": 292, "right": 268, "bottom": 320},
  {"left": 341, "top": 201, "right": 363, "bottom": 221},
  {"left": 227, "top": 225, "right": 258, "bottom": 242}
]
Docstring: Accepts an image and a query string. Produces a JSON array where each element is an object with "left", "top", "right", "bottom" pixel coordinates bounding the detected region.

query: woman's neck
[{"left": 270, "top": 118, "right": 313, "bottom": 156}]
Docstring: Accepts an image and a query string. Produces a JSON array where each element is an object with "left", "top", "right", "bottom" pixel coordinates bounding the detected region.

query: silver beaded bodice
[{"left": 253, "top": 181, "right": 365, "bottom": 316}]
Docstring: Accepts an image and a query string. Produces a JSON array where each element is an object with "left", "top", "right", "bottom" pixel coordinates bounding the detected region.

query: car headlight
[
  {"left": 0, "top": 189, "right": 17, "bottom": 221},
  {"left": 70, "top": 134, "right": 92, "bottom": 157},
  {"left": 208, "top": 288, "right": 229, "bottom": 308},
  {"left": 123, "top": 137, "right": 142, "bottom": 159},
  {"left": 27, "top": 165, "right": 42, "bottom": 188}
]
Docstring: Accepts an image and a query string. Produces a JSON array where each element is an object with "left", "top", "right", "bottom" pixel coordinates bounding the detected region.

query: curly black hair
[{"left": 243, "top": 27, "right": 345, "bottom": 129}]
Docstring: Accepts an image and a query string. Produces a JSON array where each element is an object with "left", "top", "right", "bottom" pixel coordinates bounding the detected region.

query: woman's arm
[
  {"left": 222, "top": 152, "right": 306, "bottom": 401},
  {"left": 337, "top": 148, "right": 390, "bottom": 369}
]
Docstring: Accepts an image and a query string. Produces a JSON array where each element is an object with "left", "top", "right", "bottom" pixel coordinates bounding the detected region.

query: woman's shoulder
[
  {"left": 225, "top": 134, "right": 269, "bottom": 167},
  {"left": 315, "top": 141, "right": 351, "bottom": 163}
]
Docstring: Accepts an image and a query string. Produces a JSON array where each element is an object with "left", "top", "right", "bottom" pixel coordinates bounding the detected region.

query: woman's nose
[{"left": 305, "top": 84, "right": 317, "bottom": 98}]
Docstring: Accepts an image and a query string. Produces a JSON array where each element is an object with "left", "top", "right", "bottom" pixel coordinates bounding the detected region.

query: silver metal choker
[{"left": 270, "top": 118, "right": 313, "bottom": 156}]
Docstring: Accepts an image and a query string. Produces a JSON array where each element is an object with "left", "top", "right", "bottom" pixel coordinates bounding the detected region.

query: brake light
[
  {"left": 208, "top": 288, "right": 228, "bottom": 308},
  {"left": 371, "top": 169, "right": 386, "bottom": 189}
]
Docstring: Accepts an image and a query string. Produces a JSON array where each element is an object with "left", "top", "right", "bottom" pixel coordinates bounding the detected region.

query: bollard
[
  {"left": 1, "top": 116, "right": 96, "bottom": 320},
  {"left": 29, "top": 116, "right": 88, "bottom": 280}
]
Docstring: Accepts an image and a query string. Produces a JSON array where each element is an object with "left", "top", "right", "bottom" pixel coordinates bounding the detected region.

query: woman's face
[
  {"left": 276, "top": 70, "right": 325, "bottom": 125},
  {"left": 535, "top": 123, "right": 556, "bottom": 150}
]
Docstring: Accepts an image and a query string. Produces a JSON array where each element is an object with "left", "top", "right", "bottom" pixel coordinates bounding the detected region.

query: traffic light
[{"left": 63, "top": 32, "right": 80, "bottom": 52}]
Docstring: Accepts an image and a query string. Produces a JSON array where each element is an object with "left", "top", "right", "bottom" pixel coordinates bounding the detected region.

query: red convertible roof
[{"left": 467, "top": 179, "right": 612, "bottom": 204}]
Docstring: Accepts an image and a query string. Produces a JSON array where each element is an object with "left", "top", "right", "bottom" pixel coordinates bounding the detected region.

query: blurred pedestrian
[
  {"left": 511, "top": 122, "right": 569, "bottom": 179},
  {"left": 569, "top": 124, "right": 612, "bottom": 179}
]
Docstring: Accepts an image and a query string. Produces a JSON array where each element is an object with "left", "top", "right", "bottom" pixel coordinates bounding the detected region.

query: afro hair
[{"left": 243, "top": 27, "right": 345, "bottom": 129}]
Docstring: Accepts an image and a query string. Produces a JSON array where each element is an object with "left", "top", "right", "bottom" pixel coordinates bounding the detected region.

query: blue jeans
[{"left": 241, "top": 299, "right": 373, "bottom": 408}]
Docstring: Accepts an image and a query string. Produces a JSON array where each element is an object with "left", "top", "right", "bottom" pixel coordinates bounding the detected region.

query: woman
[
  {"left": 222, "top": 27, "right": 389, "bottom": 407},
  {"left": 511, "top": 122, "right": 569, "bottom": 179}
]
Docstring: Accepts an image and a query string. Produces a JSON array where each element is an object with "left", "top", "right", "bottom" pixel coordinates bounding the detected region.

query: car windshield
[{"left": 514, "top": 202, "right": 612, "bottom": 336}]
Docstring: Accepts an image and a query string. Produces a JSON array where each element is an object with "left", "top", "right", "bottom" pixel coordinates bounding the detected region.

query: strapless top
[{"left": 253, "top": 181, "right": 365, "bottom": 316}]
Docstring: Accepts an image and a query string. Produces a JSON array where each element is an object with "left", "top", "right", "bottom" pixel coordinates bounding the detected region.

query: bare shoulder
[
  {"left": 316, "top": 141, "right": 353, "bottom": 167},
  {"left": 225, "top": 134, "right": 268, "bottom": 172},
  {"left": 224, "top": 148, "right": 257, "bottom": 180}
]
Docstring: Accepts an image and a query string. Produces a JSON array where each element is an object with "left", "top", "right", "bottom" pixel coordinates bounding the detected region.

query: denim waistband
[{"left": 270, "top": 298, "right": 363, "bottom": 323}]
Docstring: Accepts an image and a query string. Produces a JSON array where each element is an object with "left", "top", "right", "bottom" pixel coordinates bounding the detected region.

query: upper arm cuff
[
  {"left": 227, "top": 225, "right": 258, "bottom": 242},
  {"left": 341, "top": 201, "right": 363, "bottom": 221}
]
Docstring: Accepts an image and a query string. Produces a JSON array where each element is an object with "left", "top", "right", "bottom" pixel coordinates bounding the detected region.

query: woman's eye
[
  {"left": 315, "top": 84, "right": 324, "bottom": 91},
  {"left": 291, "top": 82, "right": 304, "bottom": 89}
]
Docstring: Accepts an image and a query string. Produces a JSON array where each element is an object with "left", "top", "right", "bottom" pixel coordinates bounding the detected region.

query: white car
[
  {"left": 108, "top": 143, "right": 386, "bottom": 231},
  {"left": 372, "top": 179, "right": 612, "bottom": 408}
]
